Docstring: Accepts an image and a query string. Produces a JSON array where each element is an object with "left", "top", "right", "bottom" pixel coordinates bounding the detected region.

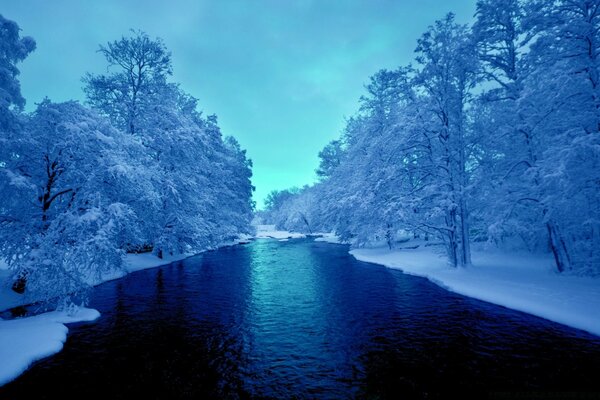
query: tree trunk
[
  {"left": 458, "top": 196, "right": 471, "bottom": 266},
  {"left": 386, "top": 223, "right": 394, "bottom": 250},
  {"left": 446, "top": 209, "right": 459, "bottom": 267},
  {"left": 546, "top": 221, "right": 571, "bottom": 273}
]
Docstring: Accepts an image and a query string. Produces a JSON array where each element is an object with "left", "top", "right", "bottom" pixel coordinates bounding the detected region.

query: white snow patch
[
  {"left": 351, "top": 242, "right": 600, "bottom": 337},
  {"left": 0, "top": 307, "right": 100, "bottom": 386},
  {"left": 314, "top": 232, "right": 345, "bottom": 244},
  {"left": 254, "top": 224, "right": 306, "bottom": 240},
  {"left": 124, "top": 252, "right": 191, "bottom": 273}
]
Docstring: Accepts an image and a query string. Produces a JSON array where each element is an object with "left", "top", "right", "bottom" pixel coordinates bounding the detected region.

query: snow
[
  {"left": 0, "top": 237, "right": 251, "bottom": 387},
  {"left": 0, "top": 235, "right": 253, "bottom": 314},
  {"left": 314, "top": 232, "right": 345, "bottom": 244},
  {"left": 351, "top": 242, "right": 600, "bottom": 337},
  {"left": 0, "top": 307, "right": 100, "bottom": 386},
  {"left": 124, "top": 252, "right": 191, "bottom": 273},
  {"left": 254, "top": 224, "right": 306, "bottom": 240},
  {"left": 0, "top": 253, "right": 191, "bottom": 313}
]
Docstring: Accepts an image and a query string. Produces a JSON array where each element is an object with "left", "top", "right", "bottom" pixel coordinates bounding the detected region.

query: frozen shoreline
[{"left": 351, "top": 242, "right": 600, "bottom": 337}]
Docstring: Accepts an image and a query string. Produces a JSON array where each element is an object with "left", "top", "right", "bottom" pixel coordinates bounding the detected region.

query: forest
[
  {"left": 0, "top": 17, "right": 255, "bottom": 304},
  {"left": 260, "top": 0, "right": 600, "bottom": 275}
]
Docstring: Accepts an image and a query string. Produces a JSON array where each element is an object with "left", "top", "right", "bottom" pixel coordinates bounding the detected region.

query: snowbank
[
  {"left": 0, "top": 236, "right": 252, "bottom": 386},
  {"left": 254, "top": 224, "right": 306, "bottom": 240},
  {"left": 0, "top": 235, "right": 252, "bottom": 313},
  {"left": 0, "top": 253, "right": 193, "bottom": 313},
  {"left": 351, "top": 243, "right": 600, "bottom": 337},
  {"left": 314, "top": 232, "right": 345, "bottom": 244},
  {"left": 124, "top": 252, "right": 191, "bottom": 273},
  {"left": 0, "top": 249, "right": 202, "bottom": 388},
  {"left": 0, "top": 307, "right": 100, "bottom": 386}
]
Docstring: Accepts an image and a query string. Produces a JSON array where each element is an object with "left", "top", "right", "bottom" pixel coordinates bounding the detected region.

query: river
[{"left": 1, "top": 238, "right": 600, "bottom": 399}]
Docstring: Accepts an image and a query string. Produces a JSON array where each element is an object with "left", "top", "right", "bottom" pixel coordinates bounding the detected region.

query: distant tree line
[
  {"left": 0, "top": 17, "right": 254, "bottom": 304},
  {"left": 262, "top": 0, "right": 600, "bottom": 275}
]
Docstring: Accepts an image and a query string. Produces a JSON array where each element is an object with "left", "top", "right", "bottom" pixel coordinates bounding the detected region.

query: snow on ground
[
  {"left": 351, "top": 242, "right": 600, "bottom": 337},
  {"left": 0, "top": 307, "right": 100, "bottom": 386},
  {"left": 124, "top": 252, "right": 192, "bottom": 274},
  {"left": 314, "top": 232, "right": 346, "bottom": 244},
  {"left": 254, "top": 224, "right": 306, "bottom": 240}
]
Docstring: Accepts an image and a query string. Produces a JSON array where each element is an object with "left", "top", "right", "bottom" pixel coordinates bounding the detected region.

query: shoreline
[{"left": 350, "top": 243, "right": 600, "bottom": 338}]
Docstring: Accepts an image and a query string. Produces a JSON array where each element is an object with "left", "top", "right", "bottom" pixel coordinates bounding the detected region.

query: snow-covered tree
[
  {"left": 406, "top": 13, "right": 480, "bottom": 266},
  {"left": 0, "top": 14, "right": 35, "bottom": 128},
  {"left": 515, "top": 0, "right": 600, "bottom": 272},
  {"left": 316, "top": 140, "right": 344, "bottom": 179},
  {"left": 84, "top": 31, "right": 254, "bottom": 259},
  {"left": 473, "top": 0, "right": 600, "bottom": 273},
  {"left": 0, "top": 100, "right": 146, "bottom": 302},
  {"left": 82, "top": 30, "right": 172, "bottom": 136}
]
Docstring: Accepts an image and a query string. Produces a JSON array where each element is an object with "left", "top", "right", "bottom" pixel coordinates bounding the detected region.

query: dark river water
[{"left": 1, "top": 239, "right": 600, "bottom": 399}]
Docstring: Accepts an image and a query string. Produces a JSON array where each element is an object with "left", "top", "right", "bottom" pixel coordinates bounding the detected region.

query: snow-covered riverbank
[
  {"left": 0, "top": 251, "right": 196, "bottom": 387},
  {"left": 0, "top": 307, "right": 100, "bottom": 386},
  {"left": 3, "top": 230, "right": 599, "bottom": 388},
  {"left": 351, "top": 242, "right": 600, "bottom": 337},
  {"left": 254, "top": 224, "right": 306, "bottom": 240},
  {"left": 0, "top": 236, "right": 252, "bottom": 387},
  {"left": 257, "top": 230, "right": 600, "bottom": 337},
  {"left": 0, "top": 235, "right": 253, "bottom": 313}
]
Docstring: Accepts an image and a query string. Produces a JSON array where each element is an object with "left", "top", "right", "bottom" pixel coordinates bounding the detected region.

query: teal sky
[{"left": 2, "top": 0, "right": 476, "bottom": 209}]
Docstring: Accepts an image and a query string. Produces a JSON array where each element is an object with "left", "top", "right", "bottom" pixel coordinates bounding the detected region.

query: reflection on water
[{"left": 2, "top": 239, "right": 600, "bottom": 399}]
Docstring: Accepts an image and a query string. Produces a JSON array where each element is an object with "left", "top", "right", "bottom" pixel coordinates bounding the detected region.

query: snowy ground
[
  {"left": 0, "top": 307, "right": 99, "bottom": 386},
  {"left": 351, "top": 241, "right": 600, "bottom": 337},
  {"left": 314, "top": 232, "right": 346, "bottom": 244},
  {"left": 254, "top": 224, "right": 306, "bottom": 240}
]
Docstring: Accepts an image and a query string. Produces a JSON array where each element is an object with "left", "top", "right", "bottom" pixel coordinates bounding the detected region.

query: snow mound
[{"left": 0, "top": 307, "right": 100, "bottom": 386}]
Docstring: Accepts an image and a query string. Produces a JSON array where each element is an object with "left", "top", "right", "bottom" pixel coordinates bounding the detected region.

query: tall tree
[
  {"left": 83, "top": 30, "right": 172, "bottom": 135},
  {"left": 414, "top": 13, "right": 479, "bottom": 267},
  {"left": 516, "top": 0, "right": 600, "bottom": 272},
  {"left": 0, "top": 14, "right": 35, "bottom": 117},
  {"left": 0, "top": 13, "right": 35, "bottom": 168},
  {"left": 0, "top": 100, "right": 145, "bottom": 301}
]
